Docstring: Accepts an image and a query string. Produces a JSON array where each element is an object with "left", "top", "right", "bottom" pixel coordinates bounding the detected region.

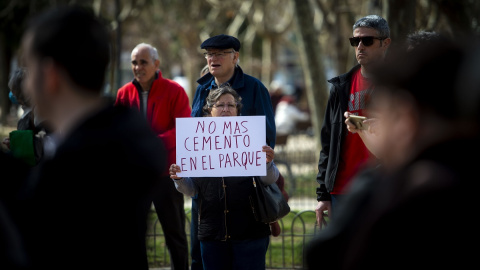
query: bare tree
[{"left": 292, "top": 0, "right": 328, "bottom": 150}]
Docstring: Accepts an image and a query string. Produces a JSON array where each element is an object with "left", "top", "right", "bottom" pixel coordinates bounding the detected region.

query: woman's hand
[
  {"left": 169, "top": 164, "right": 182, "bottom": 180},
  {"left": 262, "top": 145, "right": 274, "bottom": 163}
]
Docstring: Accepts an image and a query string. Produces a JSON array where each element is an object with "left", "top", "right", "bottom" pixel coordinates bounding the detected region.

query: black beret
[{"left": 201, "top": 34, "right": 241, "bottom": 51}]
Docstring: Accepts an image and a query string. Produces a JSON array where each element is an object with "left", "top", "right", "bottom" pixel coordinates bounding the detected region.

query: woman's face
[{"left": 210, "top": 93, "right": 238, "bottom": 117}]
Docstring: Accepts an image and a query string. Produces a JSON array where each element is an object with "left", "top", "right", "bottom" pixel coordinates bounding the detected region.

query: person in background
[
  {"left": 275, "top": 95, "right": 309, "bottom": 136},
  {"left": 170, "top": 85, "right": 279, "bottom": 270},
  {"left": 115, "top": 42, "right": 191, "bottom": 270},
  {"left": 268, "top": 80, "right": 285, "bottom": 113},
  {"left": 189, "top": 34, "right": 276, "bottom": 270},
  {"left": 200, "top": 64, "right": 209, "bottom": 78},
  {"left": 8, "top": 68, "right": 33, "bottom": 131},
  {"left": 343, "top": 30, "right": 442, "bottom": 159},
  {"left": 315, "top": 15, "right": 391, "bottom": 227},
  {"left": 307, "top": 34, "right": 480, "bottom": 270},
  {"left": 192, "top": 34, "right": 276, "bottom": 147},
  {"left": 2, "top": 68, "right": 51, "bottom": 165},
  {"left": 15, "top": 6, "right": 167, "bottom": 269}
]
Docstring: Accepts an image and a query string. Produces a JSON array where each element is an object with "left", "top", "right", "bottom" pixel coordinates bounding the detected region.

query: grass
[{"left": 146, "top": 207, "right": 326, "bottom": 269}]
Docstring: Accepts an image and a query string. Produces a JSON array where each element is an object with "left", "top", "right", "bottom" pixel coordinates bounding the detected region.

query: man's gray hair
[
  {"left": 132, "top": 43, "right": 159, "bottom": 61},
  {"left": 353, "top": 15, "right": 390, "bottom": 38}
]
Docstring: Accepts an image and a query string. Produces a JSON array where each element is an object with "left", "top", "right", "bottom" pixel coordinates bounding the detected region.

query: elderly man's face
[
  {"left": 353, "top": 27, "right": 390, "bottom": 67},
  {"left": 131, "top": 46, "right": 159, "bottom": 88},
  {"left": 205, "top": 48, "right": 237, "bottom": 80}
]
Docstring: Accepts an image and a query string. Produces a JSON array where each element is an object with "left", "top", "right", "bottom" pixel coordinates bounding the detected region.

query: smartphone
[{"left": 348, "top": 115, "right": 368, "bottom": 130}]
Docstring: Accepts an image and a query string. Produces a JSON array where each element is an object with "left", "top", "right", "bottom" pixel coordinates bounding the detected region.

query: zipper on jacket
[
  {"left": 198, "top": 199, "right": 201, "bottom": 225},
  {"left": 149, "top": 102, "right": 155, "bottom": 125},
  {"left": 221, "top": 177, "right": 229, "bottom": 241},
  {"left": 249, "top": 177, "right": 259, "bottom": 220}
]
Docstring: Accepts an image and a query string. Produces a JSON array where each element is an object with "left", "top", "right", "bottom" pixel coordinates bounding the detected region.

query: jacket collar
[
  {"left": 327, "top": 64, "right": 361, "bottom": 88},
  {"left": 132, "top": 70, "right": 161, "bottom": 91},
  {"left": 197, "top": 66, "right": 245, "bottom": 90}
]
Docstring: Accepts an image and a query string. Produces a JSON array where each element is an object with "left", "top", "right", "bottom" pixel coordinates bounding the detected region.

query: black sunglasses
[{"left": 349, "top": 36, "right": 385, "bottom": 47}]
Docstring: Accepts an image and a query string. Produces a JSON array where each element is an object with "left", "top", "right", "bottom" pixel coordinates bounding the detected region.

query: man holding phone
[{"left": 315, "top": 15, "right": 391, "bottom": 226}]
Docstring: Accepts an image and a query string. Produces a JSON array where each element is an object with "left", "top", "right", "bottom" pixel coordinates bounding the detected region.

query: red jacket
[{"left": 115, "top": 71, "right": 191, "bottom": 174}]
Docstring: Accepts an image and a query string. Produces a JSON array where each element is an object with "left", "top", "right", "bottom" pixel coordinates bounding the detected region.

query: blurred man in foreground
[{"left": 16, "top": 6, "right": 167, "bottom": 269}]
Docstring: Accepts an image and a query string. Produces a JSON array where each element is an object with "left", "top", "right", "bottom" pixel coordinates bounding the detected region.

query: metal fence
[
  {"left": 274, "top": 133, "right": 319, "bottom": 210},
  {"left": 146, "top": 209, "right": 319, "bottom": 270}
]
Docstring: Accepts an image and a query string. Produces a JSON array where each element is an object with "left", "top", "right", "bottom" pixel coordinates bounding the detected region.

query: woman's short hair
[{"left": 202, "top": 84, "right": 243, "bottom": 116}]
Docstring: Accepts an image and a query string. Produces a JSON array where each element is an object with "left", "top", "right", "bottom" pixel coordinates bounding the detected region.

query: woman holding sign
[{"left": 170, "top": 85, "right": 279, "bottom": 270}]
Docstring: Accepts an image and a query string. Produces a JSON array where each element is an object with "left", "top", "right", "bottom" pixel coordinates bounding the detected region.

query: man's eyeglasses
[
  {"left": 349, "top": 36, "right": 385, "bottom": 47},
  {"left": 212, "top": 103, "right": 236, "bottom": 110},
  {"left": 204, "top": 51, "right": 235, "bottom": 59}
]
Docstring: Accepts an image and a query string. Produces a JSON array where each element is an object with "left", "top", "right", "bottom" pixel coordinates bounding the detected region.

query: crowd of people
[{"left": 1, "top": 4, "right": 479, "bottom": 270}]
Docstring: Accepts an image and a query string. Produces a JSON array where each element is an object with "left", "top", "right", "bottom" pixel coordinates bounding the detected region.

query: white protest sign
[{"left": 175, "top": 116, "right": 266, "bottom": 177}]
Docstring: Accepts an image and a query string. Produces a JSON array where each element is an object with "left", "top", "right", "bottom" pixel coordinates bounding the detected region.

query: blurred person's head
[
  {"left": 8, "top": 67, "right": 30, "bottom": 107},
  {"left": 269, "top": 80, "right": 283, "bottom": 93},
  {"left": 131, "top": 43, "right": 160, "bottom": 91},
  {"left": 350, "top": 15, "right": 391, "bottom": 75},
  {"left": 368, "top": 36, "right": 476, "bottom": 170},
  {"left": 406, "top": 30, "right": 442, "bottom": 51},
  {"left": 21, "top": 5, "right": 110, "bottom": 133},
  {"left": 201, "top": 34, "right": 241, "bottom": 85},
  {"left": 202, "top": 84, "right": 242, "bottom": 117}
]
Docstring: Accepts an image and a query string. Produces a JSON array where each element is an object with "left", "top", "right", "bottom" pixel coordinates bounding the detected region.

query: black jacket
[
  {"left": 12, "top": 102, "right": 167, "bottom": 270},
  {"left": 194, "top": 176, "right": 271, "bottom": 241},
  {"left": 316, "top": 65, "right": 360, "bottom": 201}
]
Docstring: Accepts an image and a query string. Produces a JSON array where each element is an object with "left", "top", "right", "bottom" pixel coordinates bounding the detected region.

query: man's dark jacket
[
  {"left": 13, "top": 102, "right": 167, "bottom": 270},
  {"left": 192, "top": 66, "right": 276, "bottom": 148},
  {"left": 316, "top": 65, "right": 361, "bottom": 201}
]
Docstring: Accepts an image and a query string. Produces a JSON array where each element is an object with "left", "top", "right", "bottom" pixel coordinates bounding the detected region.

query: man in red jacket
[{"left": 116, "top": 43, "right": 191, "bottom": 270}]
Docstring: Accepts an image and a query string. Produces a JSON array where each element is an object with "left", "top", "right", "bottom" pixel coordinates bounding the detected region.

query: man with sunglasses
[
  {"left": 189, "top": 34, "right": 276, "bottom": 270},
  {"left": 315, "top": 15, "right": 391, "bottom": 227}
]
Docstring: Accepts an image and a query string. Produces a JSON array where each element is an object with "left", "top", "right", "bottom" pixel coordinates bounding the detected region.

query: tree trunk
[
  {"left": 292, "top": 0, "right": 328, "bottom": 151},
  {"left": 261, "top": 36, "right": 272, "bottom": 87},
  {"left": 387, "top": 0, "right": 416, "bottom": 47}
]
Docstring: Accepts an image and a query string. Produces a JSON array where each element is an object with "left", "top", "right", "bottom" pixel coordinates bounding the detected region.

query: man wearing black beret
[
  {"left": 192, "top": 34, "right": 275, "bottom": 147},
  {"left": 189, "top": 34, "right": 276, "bottom": 269}
]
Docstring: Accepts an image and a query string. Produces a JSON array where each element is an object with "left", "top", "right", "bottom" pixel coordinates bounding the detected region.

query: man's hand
[
  {"left": 315, "top": 200, "right": 331, "bottom": 229},
  {"left": 344, "top": 111, "right": 363, "bottom": 134}
]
